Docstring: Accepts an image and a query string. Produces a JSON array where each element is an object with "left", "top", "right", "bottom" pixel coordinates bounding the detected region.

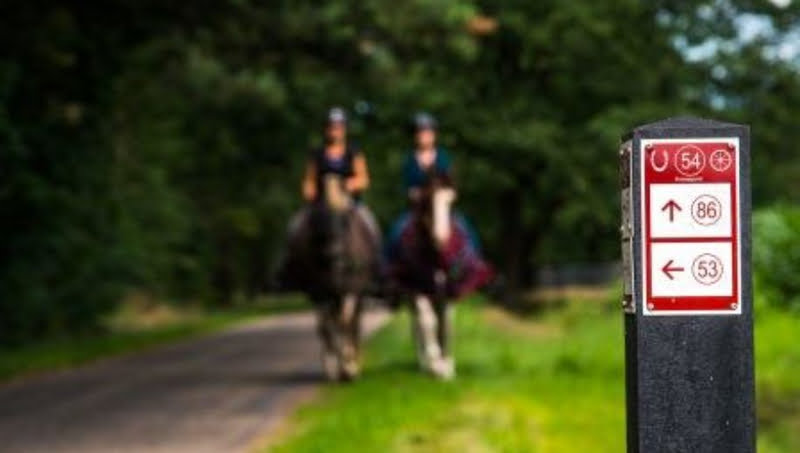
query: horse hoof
[
  {"left": 431, "top": 357, "right": 455, "bottom": 381},
  {"left": 340, "top": 360, "right": 361, "bottom": 381},
  {"left": 416, "top": 354, "right": 433, "bottom": 374}
]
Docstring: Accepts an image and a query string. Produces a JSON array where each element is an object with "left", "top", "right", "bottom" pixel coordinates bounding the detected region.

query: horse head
[{"left": 413, "top": 175, "right": 457, "bottom": 252}]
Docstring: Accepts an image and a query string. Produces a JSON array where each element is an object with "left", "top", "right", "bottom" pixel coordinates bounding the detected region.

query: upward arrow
[{"left": 661, "top": 199, "right": 682, "bottom": 222}]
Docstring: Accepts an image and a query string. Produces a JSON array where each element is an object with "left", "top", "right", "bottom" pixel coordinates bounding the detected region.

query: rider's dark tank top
[{"left": 312, "top": 144, "right": 362, "bottom": 200}]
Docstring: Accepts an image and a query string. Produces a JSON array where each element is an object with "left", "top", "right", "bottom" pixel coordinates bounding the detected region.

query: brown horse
[{"left": 284, "top": 175, "right": 380, "bottom": 381}]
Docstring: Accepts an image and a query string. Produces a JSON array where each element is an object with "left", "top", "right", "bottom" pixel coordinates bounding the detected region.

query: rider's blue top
[
  {"left": 402, "top": 147, "right": 452, "bottom": 191},
  {"left": 390, "top": 148, "right": 480, "bottom": 253}
]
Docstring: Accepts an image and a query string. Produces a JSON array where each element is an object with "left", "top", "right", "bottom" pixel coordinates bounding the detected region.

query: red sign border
[{"left": 640, "top": 138, "right": 741, "bottom": 316}]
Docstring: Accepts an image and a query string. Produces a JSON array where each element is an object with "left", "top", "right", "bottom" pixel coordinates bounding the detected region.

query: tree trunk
[{"left": 499, "top": 189, "right": 527, "bottom": 307}]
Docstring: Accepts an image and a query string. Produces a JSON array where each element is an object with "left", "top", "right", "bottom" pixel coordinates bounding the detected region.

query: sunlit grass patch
[
  {"left": 269, "top": 296, "right": 799, "bottom": 453},
  {"left": 755, "top": 307, "right": 800, "bottom": 453},
  {"left": 269, "top": 298, "right": 626, "bottom": 452}
]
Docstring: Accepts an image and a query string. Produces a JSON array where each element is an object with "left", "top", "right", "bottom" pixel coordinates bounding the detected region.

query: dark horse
[
  {"left": 390, "top": 175, "right": 462, "bottom": 379},
  {"left": 283, "top": 175, "right": 380, "bottom": 381}
]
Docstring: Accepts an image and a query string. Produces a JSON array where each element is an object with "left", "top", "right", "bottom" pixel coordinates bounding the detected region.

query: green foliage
[
  {"left": 0, "top": 294, "right": 306, "bottom": 381},
  {"left": 3, "top": 1, "right": 800, "bottom": 342},
  {"left": 753, "top": 207, "right": 800, "bottom": 310}
]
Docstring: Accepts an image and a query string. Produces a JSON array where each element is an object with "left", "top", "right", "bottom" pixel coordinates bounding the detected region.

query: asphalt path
[{"left": 0, "top": 309, "right": 389, "bottom": 453}]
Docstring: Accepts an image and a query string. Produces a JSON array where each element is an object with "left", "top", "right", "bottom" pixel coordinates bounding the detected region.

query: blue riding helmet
[{"left": 411, "top": 112, "right": 437, "bottom": 132}]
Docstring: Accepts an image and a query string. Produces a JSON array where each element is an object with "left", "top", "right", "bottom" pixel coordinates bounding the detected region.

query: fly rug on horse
[
  {"left": 286, "top": 175, "right": 380, "bottom": 381},
  {"left": 389, "top": 176, "right": 492, "bottom": 380}
]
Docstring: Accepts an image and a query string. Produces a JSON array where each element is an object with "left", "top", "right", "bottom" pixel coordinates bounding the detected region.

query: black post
[{"left": 620, "top": 117, "right": 755, "bottom": 453}]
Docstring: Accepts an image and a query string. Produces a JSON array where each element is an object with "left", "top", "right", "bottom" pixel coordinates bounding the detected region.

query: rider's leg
[
  {"left": 385, "top": 212, "right": 412, "bottom": 273},
  {"left": 354, "top": 204, "right": 388, "bottom": 295},
  {"left": 454, "top": 212, "right": 481, "bottom": 252},
  {"left": 355, "top": 204, "right": 381, "bottom": 246}
]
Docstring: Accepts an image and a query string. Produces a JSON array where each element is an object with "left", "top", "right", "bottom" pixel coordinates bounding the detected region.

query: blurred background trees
[{"left": 2, "top": 0, "right": 800, "bottom": 343}]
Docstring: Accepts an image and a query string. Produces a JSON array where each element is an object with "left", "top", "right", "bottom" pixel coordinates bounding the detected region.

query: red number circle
[
  {"left": 692, "top": 253, "right": 724, "bottom": 286},
  {"left": 691, "top": 194, "right": 722, "bottom": 226},
  {"left": 674, "top": 145, "right": 706, "bottom": 177}
]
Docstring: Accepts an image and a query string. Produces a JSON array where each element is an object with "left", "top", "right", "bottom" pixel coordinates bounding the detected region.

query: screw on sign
[{"left": 641, "top": 137, "right": 741, "bottom": 315}]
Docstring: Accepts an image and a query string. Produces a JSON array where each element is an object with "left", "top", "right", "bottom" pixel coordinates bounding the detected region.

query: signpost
[{"left": 620, "top": 117, "right": 754, "bottom": 452}]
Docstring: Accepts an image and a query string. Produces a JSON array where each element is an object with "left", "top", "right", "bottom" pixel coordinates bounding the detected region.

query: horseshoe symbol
[{"left": 650, "top": 149, "right": 669, "bottom": 172}]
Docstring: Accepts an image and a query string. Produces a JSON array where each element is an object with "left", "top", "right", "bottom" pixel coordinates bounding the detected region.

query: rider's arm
[
  {"left": 346, "top": 154, "right": 370, "bottom": 192},
  {"left": 302, "top": 159, "right": 317, "bottom": 202},
  {"left": 403, "top": 154, "right": 422, "bottom": 200}
]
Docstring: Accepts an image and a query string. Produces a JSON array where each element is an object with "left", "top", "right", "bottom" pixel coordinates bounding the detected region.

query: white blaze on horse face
[
  {"left": 432, "top": 188, "right": 456, "bottom": 248},
  {"left": 324, "top": 174, "right": 351, "bottom": 212}
]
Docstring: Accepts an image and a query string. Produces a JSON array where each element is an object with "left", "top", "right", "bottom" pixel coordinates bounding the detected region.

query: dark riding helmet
[
  {"left": 326, "top": 106, "right": 348, "bottom": 125},
  {"left": 411, "top": 112, "right": 437, "bottom": 132}
]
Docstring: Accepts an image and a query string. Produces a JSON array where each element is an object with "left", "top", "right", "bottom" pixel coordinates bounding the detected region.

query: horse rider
[
  {"left": 388, "top": 112, "right": 480, "bottom": 255},
  {"left": 288, "top": 106, "right": 381, "bottom": 257}
]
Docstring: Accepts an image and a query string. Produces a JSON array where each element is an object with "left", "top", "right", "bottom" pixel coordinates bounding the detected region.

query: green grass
[
  {"left": 268, "top": 297, "right": 800, "bottom": 453},
  {"left": 755, "top": 309, "right": 800, "bottom": 452},
  {"left": 0, "top": 294, "right": 307, "bottom": 382}
]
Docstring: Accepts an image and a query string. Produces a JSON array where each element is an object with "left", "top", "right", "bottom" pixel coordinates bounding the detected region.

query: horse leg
[
  {"left": 433, "top": 299, "right": 455, "bottom": 380},
  {"left": 411, "top": 299, "right": 426, "bottom": 369},
  {"left": 413, "top": 294, "right": 443, "bottom": 375},
  {"left": 338, "top": 293, "right": 361, "bottom": 381},
  {"left": 316, "top": 302, "right": 340, "bottom": 381}
]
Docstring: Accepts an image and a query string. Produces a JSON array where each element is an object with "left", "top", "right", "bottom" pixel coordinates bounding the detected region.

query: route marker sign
[
  {"left": 620, "top": 117, "right": 754, "bottom": 453},
  {"left": 642, "top": 138, "right": 741, "bottom": 315}
]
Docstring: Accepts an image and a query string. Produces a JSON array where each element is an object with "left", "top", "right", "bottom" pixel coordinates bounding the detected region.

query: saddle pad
[{"left": 389, "top": 217, "right": 492, "bottom": 298}]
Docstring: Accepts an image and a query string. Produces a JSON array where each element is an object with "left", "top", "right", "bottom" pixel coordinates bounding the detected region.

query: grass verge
[
  {"left": 0, "top": 294, "right": 307, "bottom": 383},
  {"left": 268, "top": 297, "right": 800, "bottom": 452}
]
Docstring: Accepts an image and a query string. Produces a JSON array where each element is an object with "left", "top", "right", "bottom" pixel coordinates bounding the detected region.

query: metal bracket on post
[{"left": 620, "top": 140, "right": 635, "bottom": 314}]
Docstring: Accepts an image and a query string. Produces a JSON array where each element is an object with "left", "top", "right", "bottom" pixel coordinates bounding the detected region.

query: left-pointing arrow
[{"left": 661, "top": 260, "right": 685, "bottom": 280}]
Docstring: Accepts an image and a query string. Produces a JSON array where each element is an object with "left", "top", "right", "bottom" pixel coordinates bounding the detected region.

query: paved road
[{"left": 0, "top": 309, "right": 389, "bottom": 453}]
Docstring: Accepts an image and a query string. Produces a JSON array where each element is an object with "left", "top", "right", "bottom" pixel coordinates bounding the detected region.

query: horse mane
[
  {"left": 324, "top": 174, "right": 351, "bottom": 212},
  {"left": 425, "top": 172, "right": 454, "bottom": 191}
]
